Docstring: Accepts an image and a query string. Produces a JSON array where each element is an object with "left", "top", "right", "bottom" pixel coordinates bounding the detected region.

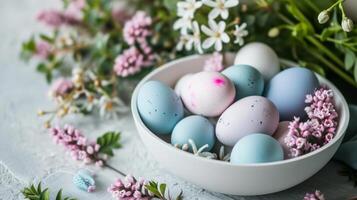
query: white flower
[
  {"left": 201, "top": 20, "right": 230, "bottom": 51},
  {"left": 203, "top": 0, "right": 239, "bottom": 19},
  {"left": 177, "top": 0, "right": 203, "bottom": 19},
  {"left": 99, "top": 96, "right": 127, "bottom": 118},
  {"left": 174, "top": 17, "right": 193, "bottom": 34},
  {"left": 233, "top": 22, "right": 248, "bottom": 46},
  {"left": 176, "top": 21, "right": 203, "bottom": 53}
]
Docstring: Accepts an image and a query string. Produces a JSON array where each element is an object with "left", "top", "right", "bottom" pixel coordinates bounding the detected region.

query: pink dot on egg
[{"left": 213, "top": 78, "right": 225, "bottom": 86}]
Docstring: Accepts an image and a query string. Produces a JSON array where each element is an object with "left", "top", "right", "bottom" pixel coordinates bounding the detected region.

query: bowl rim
[{"left": 131, "top": 54, "right": 350, "bottom": 168}]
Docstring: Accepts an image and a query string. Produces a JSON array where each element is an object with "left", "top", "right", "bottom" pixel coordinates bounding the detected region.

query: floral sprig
[
  {"left": 174, "top": 0, "right": 248, "bottom": 52},
  {"left": 318, "top": 0, "right": 354, "bottom": 32},
  {"left": 108, "top": 174, "right": 183, "bottom": 200},
  {"left": 303, "top": 190, "right": 325, "bottom": 200},
  {"left": 174, "top": 139, "right": 230, "bottom": 161},
  {"left": 50, "top": 124, "right": 121, "bottom": 167},
  {"left": 285, "top": 88, "right": 338, "bottom": 157},
  {"left": 22, "top": 182, "right": 77, "bottom": 200}
]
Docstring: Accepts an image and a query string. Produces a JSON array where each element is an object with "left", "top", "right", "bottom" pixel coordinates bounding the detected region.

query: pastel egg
[
  {"left": 222, "top": 64, "right": 264, "bottom": 100},
  {"left": 234, "top": 42, "right": 280, "bottom": 80},
  {"left": 264, "top": 67, "right": 319, "bottom": 121},
  {"left": 216, "top": 96, "right": 279, "bottom": 146},
  {"left": 171, "top": 115, "right": 215, "bottom": 151},
  {"left": 230, "top": 133, "right": 284, "bottom": 164},
  {"left": 174, "top": 73, "right": 193, "bottom": 97},
  {"left": 273, "top": 121, "right": 291, "bottom": 159},
  {"left": 137, "top": 80, "right": 184, "bottom": 134},
  {"left": 181, "top": 71, "right": 235, "bottom": 117}
]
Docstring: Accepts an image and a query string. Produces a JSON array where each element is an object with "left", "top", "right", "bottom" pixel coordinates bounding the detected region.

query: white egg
[
  {"left": 174, "top": 74, "right": 193, "bottom": 97},
  {"left": 234, "top": 42, "right": 280, "bottom": 80}
]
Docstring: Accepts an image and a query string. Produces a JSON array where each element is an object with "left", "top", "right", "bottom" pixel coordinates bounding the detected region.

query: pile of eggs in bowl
[{"left": 137, "top": 42, "right": 323, "bottom": 164}]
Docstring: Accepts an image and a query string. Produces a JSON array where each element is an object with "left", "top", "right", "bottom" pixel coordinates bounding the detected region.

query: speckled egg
[
  {"left": 222, "top": 64, "right": 264, "bottom": 100},
  {"left": 174, "top": 73, "right": 193, "bottom": 97},
  {"left": 230, "top": 133, "right": 284, "bottom": 164},
  {"left": 181, "top": 71, "right": 236, "bottom": 117},
  {"left": 273, "top": 121, "right": 291, "bottom": 159},
  {"left": 216, "top": 96, "right": 279, "bottom": 146},
  {"left": 234, "top": 42, "right": 280, "bottom": 80},
  {"left": 264, "top": 67, "right": 319, "bottom": 121},
  {"left": 137, "top": 80, "right": 184, "bottom": 135},
  {"left": 171, "top": 115, "right": 215, "bottom": 151}
]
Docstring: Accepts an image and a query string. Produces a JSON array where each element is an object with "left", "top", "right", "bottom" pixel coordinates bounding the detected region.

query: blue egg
[
  {"left": 264, "top": 67, "right": 319, "bottom": 121},
  {"left": 137, "top": 80, "right": 184, "bottom": 134},
  {"left": 230, "top": 133, "right": 283, "bottom": 164},
  {"left": 171, "top": 115, "right": 215, "bottom": 151},
  {"left": 222, "top": 64, "right": 264, "bottom": 100}
]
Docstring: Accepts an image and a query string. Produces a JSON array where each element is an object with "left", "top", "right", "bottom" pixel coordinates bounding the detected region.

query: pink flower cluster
[
  {"left": 107, "top": 175, "right": 152, "bottom": 200},
  {"left": 37, "top": 0, "right": 85, "bottom": 27},
  {"left": 114, "top": 11, "right": 155, "bottom": 77},
  {"left": 203, "top": 52, "right": 224, "bottom": 72},
  {"left": 35, "top": 40, "right": 52, "bottom": 59},
  {"left": 285, "top": 88, "right": 338, "bottom": 157},
  {"left": 123, "top": 11, "right": 152, "bottom": 45},
  {"left": 50, "top": 78, "right": 74, "bottom": 97},
  {"left": 304, "top": 190, "right": 325, "bottom": 200},
  {"left": 114, "top": 47, "right": 144, "bottom": 77},
  {"left": 50, "top": 124, "right": 105, "bottom": 167}
]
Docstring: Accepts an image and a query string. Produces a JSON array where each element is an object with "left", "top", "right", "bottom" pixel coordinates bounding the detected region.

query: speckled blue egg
[
  {"left": 137, "top": 80, "right": 184, "bottom": 134},
  {"left": 171, "top": 115, "right": 215, "bottom": 151},
  {"left": 222, "top": 64, "right": 264, "bottom": 100},
  {"left": 230, "top": 133, "right": 283, "bottom": 164},
  {"left": 264, "top": 67, "right": 319, "bottom": 121}
]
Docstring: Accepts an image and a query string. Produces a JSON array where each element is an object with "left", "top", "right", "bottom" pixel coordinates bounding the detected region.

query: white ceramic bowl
[{"left": 131, "top": 53, "right": 350, "bottom": 195}]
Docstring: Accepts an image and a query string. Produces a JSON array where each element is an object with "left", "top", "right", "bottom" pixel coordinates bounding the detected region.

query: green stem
[
  {"left": 305, "top": 0, "right": 319, "bottom": 13},
  {"left": 327, "top": 0, "right": 345, "bottom": 12},
  {"left": 339, "top": 1, "right": 347, "bottom": 18},
  {"left": 306, "top": 36, "right": 345, "bottom": 67},
  {"left": 305, "top": 47, "right": 357, "bottom": 87}
]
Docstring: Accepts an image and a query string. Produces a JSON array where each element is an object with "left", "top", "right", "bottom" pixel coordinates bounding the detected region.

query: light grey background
[{"left": 0, "top": 0, "right": 355, "bottom": 199}]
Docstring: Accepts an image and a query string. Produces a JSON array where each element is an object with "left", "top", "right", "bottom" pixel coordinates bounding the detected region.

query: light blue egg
[
  {"left": 171, "top": 115, "right": 215, "bottom": 151},
  {"left": 264, "top": 67, "right": 319, "bottom": 121},
  {"left": 73, "top": 169, "right": 96, "bottom": 192},
  {"left": 137, "top": 80, "right": 184, "bottom": 134},
  {"left": 230, "top": 133, "right": 283, "bottom": 164},
  {"left": 222, "top": 64, "right": 264, "bottom": 100}
]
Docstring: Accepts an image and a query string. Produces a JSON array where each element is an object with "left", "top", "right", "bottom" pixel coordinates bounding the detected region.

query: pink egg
[
  {"left": 216, "top": 96, "right": 279, "bottom": 146},
  {"left": 174, "top": 73, "right": 193, "bottom": 97},
  {"left": 273, "top": 121, "right": 291, "bottom": 159},
  {"left": 181, "top": 71, "right": 235, "bottom": 117}
]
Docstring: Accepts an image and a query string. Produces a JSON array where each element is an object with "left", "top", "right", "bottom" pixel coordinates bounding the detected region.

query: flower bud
[
  {"left": 268, "top": 27, "right": 280, "bottom": 38},
  {"left": 318, "top": 10, "right": 330, "bottom": 24},
  {"left": 342, "top": 17, "right": 354, "bottom": 32}
]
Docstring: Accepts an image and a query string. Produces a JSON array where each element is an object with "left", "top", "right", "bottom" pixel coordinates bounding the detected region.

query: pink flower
[
  {"left": 63, "top": 0, "right": 86, "bottom": 24},
  {"left": 35, "top": 41, "right": 52, "bottom": 59},
  {"left": 50, "top": 78, "right": 74, "bottom": 97},
  {"left": 114, "top": 47, "right": 144, "bottom": 77},
  {"left": 108, "top": 175, "right": 151, "bottom": 200},
  {"left": 123, "top": 11, "right": 152, "bottom": 45},
  {"left": 285, "top": 88, "right": 338, "bottom": 158},
  {"left": 37, "top": 10, "right": 65, "bottom": 27},
  {"left": 203, "top": 52, "right": 224, "bottom": 72},
  {"left": 304, "top": 190, "right": 325, "bottom": 200},
  {"left": 49, "top": 125, "right": 104, "bottom": 165}
]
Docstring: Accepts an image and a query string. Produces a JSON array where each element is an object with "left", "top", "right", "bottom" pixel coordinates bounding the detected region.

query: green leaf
[
  {"left": 159, "top": 183, "right": 166, "bottom": 196},
  {"left": 39, "top": 34, "right": 54, "bottom": 43},
  {"left": 345, "top": 50, "right": 356, "bottom": 70},
  {"left": 97, "top": 131, "right": 121, "bottom": 156},
  {"left": 56, "top": 189, "right": 62, "bottom": 200}
]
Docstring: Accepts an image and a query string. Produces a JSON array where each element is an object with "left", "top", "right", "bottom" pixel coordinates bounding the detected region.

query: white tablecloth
[{"left": 0, "top": 0, "right": 355, "bottom": 199}]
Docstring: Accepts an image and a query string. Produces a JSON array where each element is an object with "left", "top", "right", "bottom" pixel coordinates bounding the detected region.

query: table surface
[{"left": 0, "top": 0, "right": 356, "bottom": 199}]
